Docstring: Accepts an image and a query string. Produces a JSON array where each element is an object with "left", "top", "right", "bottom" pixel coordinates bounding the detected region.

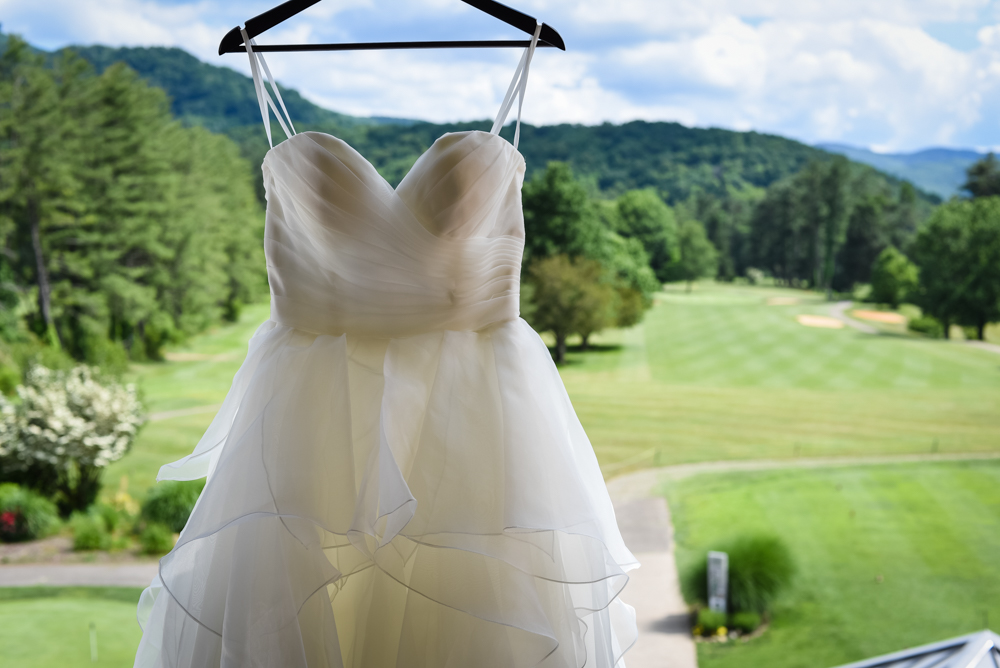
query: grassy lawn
[
  {"left": 0, "top": 587, "right": 144, "bottom": 667},
  {"left": 103, "top": 303, "right": 270, "bottom": 497},
  {"left": 560, "top": 283, "right": 1000, "bottom": 476},
  {"left": 103, "top": 282, "right": 1000, "bottom": 499},
  {"left": 664, "top": 460, "right": 1000, "bottom": 668}
]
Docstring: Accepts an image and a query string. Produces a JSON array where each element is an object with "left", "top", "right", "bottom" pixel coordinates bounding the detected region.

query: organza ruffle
[{"left": 135, "top": 319, "right": 638, "bottom": 668}]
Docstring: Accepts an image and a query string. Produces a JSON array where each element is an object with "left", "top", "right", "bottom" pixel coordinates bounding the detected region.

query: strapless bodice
[{"left": 262, "top": 130, "right": 525, "bottom": 338}]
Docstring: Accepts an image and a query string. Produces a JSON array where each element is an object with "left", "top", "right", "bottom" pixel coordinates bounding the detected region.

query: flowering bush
[{"left": 0, "top": 366, "right": 144, "bottom": 514}]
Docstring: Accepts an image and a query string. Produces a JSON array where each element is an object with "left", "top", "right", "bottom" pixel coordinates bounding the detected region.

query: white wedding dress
[{"left": 134, "top": 23, "right": 638, "bottom": 668}]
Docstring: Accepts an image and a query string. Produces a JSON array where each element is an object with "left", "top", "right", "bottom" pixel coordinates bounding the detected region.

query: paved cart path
[
  {"left": 0, "top": 562, "right": 158, "bottom": 587},
  {"left": 609, "top": 481, "right": 698, "bottom": 668}
]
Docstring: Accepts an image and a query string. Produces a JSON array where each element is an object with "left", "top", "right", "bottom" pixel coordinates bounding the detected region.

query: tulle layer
[{"left": 134, "top": 318, "right": 638, "bottom": 668}]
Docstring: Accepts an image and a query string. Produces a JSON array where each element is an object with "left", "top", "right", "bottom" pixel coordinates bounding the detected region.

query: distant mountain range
[
  {"left": 1, "top": 29, "right": 950, "bottom": 204},
  {"left": 818, "top": 143, "right": 983, "bottom": 199},
  {"left": 56, "top": 42, "right": 841, "bottom": 202}
]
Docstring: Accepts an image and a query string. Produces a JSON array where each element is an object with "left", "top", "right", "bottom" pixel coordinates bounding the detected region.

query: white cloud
[{"left": 4, "top": 0, "right": 1000, "bottom": 151}]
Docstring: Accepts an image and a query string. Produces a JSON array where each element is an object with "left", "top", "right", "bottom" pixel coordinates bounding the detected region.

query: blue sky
[{"left": 4, "top": 0, "right": 1000, "bottom": 153}]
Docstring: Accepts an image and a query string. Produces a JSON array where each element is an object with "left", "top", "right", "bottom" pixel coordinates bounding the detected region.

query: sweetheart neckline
[{"left": 262, "top": 129, "right": 525, "bottom": 194}]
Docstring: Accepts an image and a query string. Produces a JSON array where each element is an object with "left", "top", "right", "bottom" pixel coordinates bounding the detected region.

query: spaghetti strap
[
  {"left": 490, "top": 21, "right": 542, "bottom": 150},
  {"left": 241, "top": 27, "right": 296, "bottom": 148}
]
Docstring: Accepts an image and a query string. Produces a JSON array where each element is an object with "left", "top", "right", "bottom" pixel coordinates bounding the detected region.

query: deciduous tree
[
  {"left": 962, "top": 153, "right": 1000, "bottom": 199},
  {"left": 913, "top": 198, "right": 1000, "bottom": 340},
  {"left": 527, "top": 255, "right": 612, "bottom": 363},
  {"left": 610, "top": 188, "right": 678, "bottom": 282},
  {"left": 870, "top": 246, "right": 917, "bottom": 309},
  {"left": 668, "top": 220, "right": 718, "bottom": 291}
]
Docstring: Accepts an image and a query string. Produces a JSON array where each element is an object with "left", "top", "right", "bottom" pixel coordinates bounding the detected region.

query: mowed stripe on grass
[
  {"left": 557, "top": 284, "right": 1000, "bottom": 476},
  {"left": 664, "top": 460, "right": 1000, "bottom": 668},
  {"left": 108, "top": 283, "right": 1000, "bottom": 495}
]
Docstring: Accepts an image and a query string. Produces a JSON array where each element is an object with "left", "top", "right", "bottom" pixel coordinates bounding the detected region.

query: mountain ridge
[
  {"left": 64, "top": 44, "right": 392, "bottom": 133},
  {"left": 817, "top": 143, "right": 982, "bottom": 198}
]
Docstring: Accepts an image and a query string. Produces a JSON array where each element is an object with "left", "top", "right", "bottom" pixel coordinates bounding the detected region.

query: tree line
[
  {"left": 517, "top": 157, "right": 933, "bottom": 361},
  {"left": 840, "top": 156, "right": 1000, "bottom": 341},
  {"left": 908, "top": 157, "right": 1000, "bottom": 339},
  {"left": 0, "top": 36, "right": 266, "bottom": 371},
  {"left": 522, "top": 153, "right": 1000, "bottom": 353}
]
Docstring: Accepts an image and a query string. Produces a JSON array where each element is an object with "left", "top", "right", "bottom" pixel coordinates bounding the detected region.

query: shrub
[
  {"left": 93, "top": 502, "right": 130, "bottom": 534},
  {"left": 139, "top": 523, "right": 174, "bottom": 555},
  {"left": 696, "top": 608, "right": 727, "bottom": 635},
  {"left": 141, "top": 480, "right": 205, "bottom": 533},
  {"left": 730, "top": 611, "right": 762, "bottom": 633},
  {"left": 83, "top": 338, "right": 130, "bottom": 377},
  {"left": 0, "top": 483, "right": 59, "bottom": 542},
  {"left": 727, "top": 535, "right": 796, "bottom": 613},
  {"left": 908, "top": 315, "right": 944, "bottom": 338},
  {"left": 0, "top": 365, "right": 19, "bottom": 396},
  {"left": 70, "top": 512, "right": 111, "bottom": 551},
  {"left": 0, "top": 365, "right": 144, "bottom": 515},
  {"left": 683, "top": 534, "right": 795, "bottom": 615}
]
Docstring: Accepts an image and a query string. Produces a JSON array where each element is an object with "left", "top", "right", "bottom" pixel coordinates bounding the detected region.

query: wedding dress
[{"left": 134, "top": 22, "right": 638, "bottom": 668}]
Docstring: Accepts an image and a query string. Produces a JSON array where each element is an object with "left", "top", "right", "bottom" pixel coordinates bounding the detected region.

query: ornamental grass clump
[
  {"left": 0, "top": 365, "right": 144, "bottom": 515},
  {"left": 684, "top": 533, "right": 796, "bottom": 638},
  {"left": 727, "top": 535, "right": 796, "bottom": 614}
]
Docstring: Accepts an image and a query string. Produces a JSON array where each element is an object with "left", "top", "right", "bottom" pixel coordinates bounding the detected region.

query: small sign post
[{"left": 707, "top": 551, "right": 729, "bottom": 614}]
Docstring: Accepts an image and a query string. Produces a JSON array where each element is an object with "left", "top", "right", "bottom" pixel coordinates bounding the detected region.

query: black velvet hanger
[{"left": 218, "top": 0, "right": 565, "bottom": 55}]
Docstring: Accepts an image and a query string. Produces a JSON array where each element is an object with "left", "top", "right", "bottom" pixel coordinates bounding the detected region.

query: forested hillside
[
  {"left": 47, "top": 40, "right": 936, "bottom": 208},
  {"left": 330, "top": 119, "right": 836, "bottom": 202},
  {"left": 66, "top": 44, "right": 381, "bottom": 133}
]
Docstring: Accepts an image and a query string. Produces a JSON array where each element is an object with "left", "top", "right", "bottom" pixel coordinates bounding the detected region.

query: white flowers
[{"left": 0, "top": 366, "right": 144, "bottom": 472}]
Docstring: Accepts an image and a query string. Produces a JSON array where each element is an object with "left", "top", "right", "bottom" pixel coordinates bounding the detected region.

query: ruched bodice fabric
[{"left": 265, "top": 131, "right": 524, "bottom": 337}]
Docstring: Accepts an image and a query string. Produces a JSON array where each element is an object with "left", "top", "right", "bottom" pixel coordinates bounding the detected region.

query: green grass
[
  {"left": 103, "top": 303, "right": 270, "bottom": 497},
  {"left": 5, "top": 283, "right": 1000, "bottom": 665},
  {"left": 0, "top": 587, "right": 144, "bottom": 667},
  {"left": 663, "top": 460, "right": 1000, "bottom": 668},
  {"left": 103, "top": 283, "right": 1000, "bottom": 498},
  {"left": 558, "top": 283, "right": 1000, "bottom": 476}
]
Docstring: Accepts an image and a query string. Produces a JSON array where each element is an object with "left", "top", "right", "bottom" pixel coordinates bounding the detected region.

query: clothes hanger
[{"left": 218, "top": 0, "right": 566, "bottom": 55}]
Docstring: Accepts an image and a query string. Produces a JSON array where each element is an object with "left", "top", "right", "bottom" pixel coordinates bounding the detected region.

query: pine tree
[{"left": 0, "top": 37, "right": 267, "bottom": 362}]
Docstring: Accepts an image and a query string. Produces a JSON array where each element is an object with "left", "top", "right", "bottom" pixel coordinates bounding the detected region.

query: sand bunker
[
  {"left": 767, "top": 297, "right": 801, "bottom": 305},
  {"left": 796, "top": 315, "right": 845, "bottom": 329},
  {"left": 852, "top": 310, "right": 907, "bottom": 324}
]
